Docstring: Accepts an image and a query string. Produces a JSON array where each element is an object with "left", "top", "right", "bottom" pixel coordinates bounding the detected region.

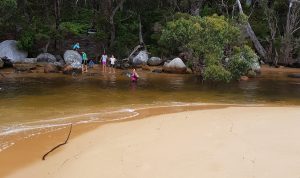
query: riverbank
[{"left": 4, "top": 105, "right": 300, "bottom": 178}]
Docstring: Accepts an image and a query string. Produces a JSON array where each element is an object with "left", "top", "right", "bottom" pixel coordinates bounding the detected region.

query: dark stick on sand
[{"left": 42, "top": 124, "right": 73, "bottom": 160}]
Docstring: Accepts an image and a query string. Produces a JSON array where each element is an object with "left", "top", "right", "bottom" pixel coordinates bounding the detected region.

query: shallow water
[{"left": 0, "top": 69, "right": 299, "bottom": 150}]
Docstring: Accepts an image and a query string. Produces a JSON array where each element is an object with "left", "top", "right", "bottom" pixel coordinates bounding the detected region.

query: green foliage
[
  {"left": 159, "top": 17, "right": 198, "bottom": 53},
  {"left": 60, "top": 22, "right": 89, "bottom": 35},
  {"left": 191, "top": 15, "right": 240, "bottom": 63},
  {"left": 35, "top": 33, "right": 50, "bottom": 41},
  {"left": 63, "top": 7, "right": 93, "bottom": 25},
  {"left": 200, "top": 5, "right": 217, "bottom": 17},
  {"left": 0, "top": 0, "right": 17, "bottom": 26},
  {"left": 227, "top": 45, "right": 259, "bottom": 80},
  {"left": 110, "top": 12, "right": 139, "bottom": 58},
  {"left": 0, "top": 0, "right": 274, "bottom": 76},
  {"left": 203, "top": 65, "right": 231, "bottom": 83},
  {"left": 238, "top": 13, "right": 249, "bottom": 25},
  {"left": 227, "top": 56, "right": 251, "bottom": 80},
  {"left": 17, "top": 29, "right": 35, "bottom": 51},
  {"left": 160, "top": 13, "right": 249, "bottom": 82}
]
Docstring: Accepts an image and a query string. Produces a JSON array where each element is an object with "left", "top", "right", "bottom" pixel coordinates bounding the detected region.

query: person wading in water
[{"left": 131, "top": 68, "right": 139, "bottom": 83}]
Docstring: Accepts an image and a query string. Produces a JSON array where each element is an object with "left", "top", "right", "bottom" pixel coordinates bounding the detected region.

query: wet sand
[
  {"left": 4, "top": 106, "right": 300, "bottom": 178},
  {"left": 0, "top": 104, "right": 227, "bottom": 177}
]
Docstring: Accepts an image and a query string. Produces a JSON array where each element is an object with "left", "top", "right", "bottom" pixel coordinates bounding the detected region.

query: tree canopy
[{"left": 1, "top": 0, "right": 300, "bottom": 81}]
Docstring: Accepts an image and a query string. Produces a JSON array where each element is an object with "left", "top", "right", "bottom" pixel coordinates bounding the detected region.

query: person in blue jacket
[{"left": 73, "top": 42, "right": 80, "bottom": 51}]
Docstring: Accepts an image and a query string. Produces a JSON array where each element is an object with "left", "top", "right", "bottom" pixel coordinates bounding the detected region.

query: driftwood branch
[
  {"left": 42, "top": 124, "right": 73, "bottom": 160},
  {"left": 128, "top": 45, "right": 142, "bottom": 58}
]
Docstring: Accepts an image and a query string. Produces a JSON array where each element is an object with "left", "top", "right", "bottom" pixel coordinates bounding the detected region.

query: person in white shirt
[{"left": 109, "top": 55, "right": 116, "bottom": 73}]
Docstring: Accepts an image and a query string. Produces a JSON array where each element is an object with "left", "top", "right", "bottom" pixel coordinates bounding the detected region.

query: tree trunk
[
  {"left": 43, "top": 39, "right": 50, "bottom": 53},
  {"left": 109, "top": 15, "right": 116, "bottom": 47},
  {"left": 264, "top": 1, "right": 278, "bottom": 65},
  {"left": 280, "top": 2, "right": 300, "bottom": 65},
  {"left": 189, "top": 0, "right": 204, "bottom": 16},
  {"left": 236, "top": 0, "right": 267, "bottom": 60},
  {"left": 138, "top": 15, "right": 144, "bottom": 45},
  {"left": 54, "top": 0, "right": 61, "bottom": 50},
  {"left": 109, "top": 0, "right": 126, "bottom": 47}
]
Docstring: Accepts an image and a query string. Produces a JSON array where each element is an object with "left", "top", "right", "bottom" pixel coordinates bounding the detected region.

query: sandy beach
[{"left": 4, "top": 106, "right": 300, "bottom": 178}]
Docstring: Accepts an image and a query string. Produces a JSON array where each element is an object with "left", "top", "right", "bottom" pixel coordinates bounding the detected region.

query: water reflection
[{"left": 0, "top": 71, "right": 299, "bottom": 125}]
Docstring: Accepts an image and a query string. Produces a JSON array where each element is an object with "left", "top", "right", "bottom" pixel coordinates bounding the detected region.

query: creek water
[{"left": 0, "top": 68, "right": 299, "bottom": 151}]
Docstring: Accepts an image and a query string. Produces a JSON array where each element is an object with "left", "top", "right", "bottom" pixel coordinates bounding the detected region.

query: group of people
[
  {"left": 100, "top": 52, "right": 116, "bottom": 73},
  {"left": 72, "top": 42, "right": 139, "bottom": 82}
]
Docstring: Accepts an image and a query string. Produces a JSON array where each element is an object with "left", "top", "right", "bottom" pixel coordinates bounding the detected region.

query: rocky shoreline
[{"left": 0, "top": 40, "right": 191, "bottom": 76}]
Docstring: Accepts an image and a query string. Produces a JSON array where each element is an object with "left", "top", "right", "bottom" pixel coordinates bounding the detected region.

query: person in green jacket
[{"left": 81, "top": 52, "right": 88, "bottom": 73}]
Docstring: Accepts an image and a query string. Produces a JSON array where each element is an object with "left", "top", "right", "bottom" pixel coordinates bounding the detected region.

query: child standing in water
[
  {"left": 131, "top": 68, "right": 139, "bottom": 82},
  {"left": 109, "top": 55, "right": 116, "bottom": 73},
  {"left": 81, "top": 51, "right": 88, "bottom": 73},
  {"left": 101, "top": 52, "right": 108, "bottom": 73}
]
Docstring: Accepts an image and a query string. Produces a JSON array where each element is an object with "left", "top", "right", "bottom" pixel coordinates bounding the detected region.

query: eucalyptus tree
[
  {"left": 99, "top": 0, "right": 126, "bottom": 47},
  {"left": 261, "top": 0, "right": 279, "bottom": 65},
  {"left": 236, "top": 0, "right": 267, "bottom": 60},
  {"left": 281, "top": 0, "right": 300, "bottom": 64}
]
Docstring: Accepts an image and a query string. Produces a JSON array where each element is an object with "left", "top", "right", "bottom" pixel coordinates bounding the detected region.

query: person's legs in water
[
  {"left": 112, "top": 65, "right": 115, "bottom": 73},
  {"left": 81, "top": 60, "right": 85, "bottom": 73},
  {"left": 82, "top": 60, "right": 87, "bottom": 73},
  {"left": 85, "top": 62, "right": 88, "bottom": 72},
  {"left": 102, "top": 61, "right": 105, "bottom": 72}
]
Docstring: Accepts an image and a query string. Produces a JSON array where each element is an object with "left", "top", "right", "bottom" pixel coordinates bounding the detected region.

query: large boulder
[
  {"left": 251, "top": 62, "right": 261, "bottom": 73},
  {"left": 163, "top": 58, "right": 187, "bottom": 74},
  {"left": 0, "top": 57, "right": 13, "bottom": 67},
  {"left": 23, "top": 58, "right": 37, "bottom": 64},
  {"left": 37, "top": 53, "right": 56, "bottom": 63},
  {"left": 0, "top": 58, "right": 4, "bottom": 68},
  {"left": 63, "top": 50, "right": 82, "bottom": 69},
  {"left": 148, "top": 57, "right": 163, "bottom": 66},
  {"left": 115, "top": 58, "right": 130, "bottom": 69},
  {"left": 54, "top": 60, "right": 66, "bottom": 68},
  {"left": 132, "top": 51, "right": 148, "bottom": 66},
  {"left": 55, "top": 55, "right": 64, "bottom": 62},
  {"left": 0, "top": 40, "right": 28, "bottom": 63}
]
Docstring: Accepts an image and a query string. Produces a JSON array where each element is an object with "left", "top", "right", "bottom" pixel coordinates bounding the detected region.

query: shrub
[
  {"left": 203, "top": 65, "right": 231, "bottom": 82},
  {"left": 227, "top": 55, "right": 251, "bottom": 80},
  {"left": 159, "top": 13, "right": 254, "bottom": 82},
  {"left": 159, "top": 17, "right": 199, "bottom": 53},
  {"left": 227, "top": 45, "right": 259, "bottom": 80},
  {"left": 60, "top": 22, "right": 89, "bottom": 35},
  {"left": 17, "top": 29, "right": 35, "bottom": 51}
]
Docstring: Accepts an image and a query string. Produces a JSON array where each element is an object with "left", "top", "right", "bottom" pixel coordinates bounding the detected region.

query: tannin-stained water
[{"left": 0, "top": 68, "right": 299, "bottom": 146}]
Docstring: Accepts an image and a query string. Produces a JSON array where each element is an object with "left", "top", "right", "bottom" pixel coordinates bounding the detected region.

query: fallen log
[
  {"left": 128, "top": 45, "right": 142, "bottom": 58},
  {"left": 42, "top": 124, "right": 73, "bottom": 160}
]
